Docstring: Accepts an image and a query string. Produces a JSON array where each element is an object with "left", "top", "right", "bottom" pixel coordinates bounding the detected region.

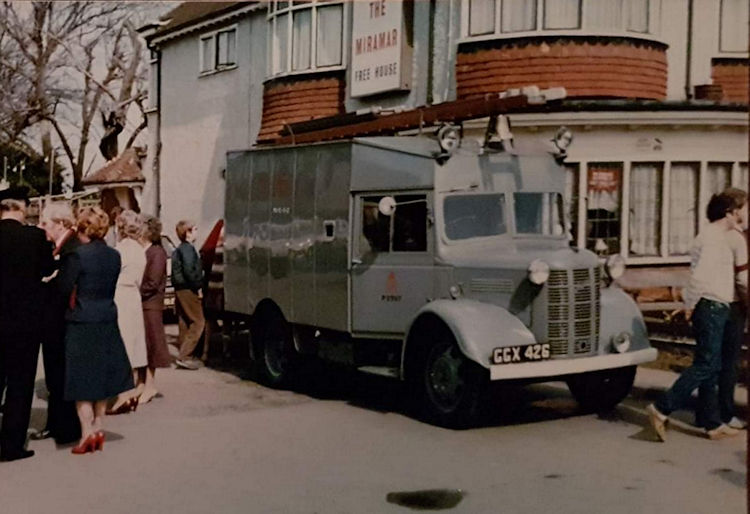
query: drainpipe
[
  {"left": 684, "top": 0, "right": 693, "bottom": 100},
  {"left": 155, "top": 46, "right": 162, "bottom": 217}
]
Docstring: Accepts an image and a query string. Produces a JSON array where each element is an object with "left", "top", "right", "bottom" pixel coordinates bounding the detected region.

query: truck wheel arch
[{"left": 402, "top": 299, "right": 537, "bottom": 379}]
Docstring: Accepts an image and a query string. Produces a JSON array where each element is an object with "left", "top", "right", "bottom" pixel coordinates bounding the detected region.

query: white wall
[{"left": 157, "top": 14, "right": 265, "bottom": 247}]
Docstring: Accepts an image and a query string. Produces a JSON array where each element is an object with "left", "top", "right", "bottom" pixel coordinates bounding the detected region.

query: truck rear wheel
[
  {"left": 566, "top": 366, "right": 636, "bottom": 413},
  {"left": 252, "top": 311, "right": 293, "bottom": 387},
  {"left": 413, "top": 330, "right": 487, "bottom": 429}
]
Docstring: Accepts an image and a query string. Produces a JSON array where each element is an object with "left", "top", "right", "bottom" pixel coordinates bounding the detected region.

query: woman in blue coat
[{"left": 59, "top": 207, "right": 134, "bottom": 454}]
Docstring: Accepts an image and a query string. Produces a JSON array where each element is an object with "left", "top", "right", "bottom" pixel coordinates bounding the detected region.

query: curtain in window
[
  {"left": 544, "top": 0, "right": 580, "bottom": 29},
  {"left": 626, "top": 0, "right": 649, "bottom": 32},
  {"left": 629, "top": 163, "right": 661, "bottom": 256},
  {"left": 317, "top": 4, "right": 343, "bottom": 66},
  {"left": 707, "top": 163, "right": 731, "bottom": 196},
  {"left": 585, "top": 0, "right": 622, "bottom": 29},
  {"left": 502, "top": 0, "right": 536, "bottom": 32},
  {"left": 738, "top": 163, "right": 748, "bottom": 190},
  {"left": 292, "top": 10, "right": 312, "bottom": 70},
  {"left": 721, "top": 0, "right": 749, "bottom": 51},
  {"left": 274, "top": 13, "right": 289, "bottom": 74},
  {"left": 669, "top": 163, "right": 698, "bottom": 255},
  {"left": 469, "top": 0, "right": 495, "bottom": 34}
]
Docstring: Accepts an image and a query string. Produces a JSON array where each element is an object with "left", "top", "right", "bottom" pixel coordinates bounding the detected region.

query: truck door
[{"left": 350, "top": 192, "right": 434, "bottom": 334}]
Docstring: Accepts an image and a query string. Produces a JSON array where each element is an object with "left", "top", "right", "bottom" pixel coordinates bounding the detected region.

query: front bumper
[{"left": 489, "top": 347, "right": 657, "bottom": 381}]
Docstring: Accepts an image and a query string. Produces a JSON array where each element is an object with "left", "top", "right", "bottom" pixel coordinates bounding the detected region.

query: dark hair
[
  {"left": 143, "top": 215, "right": 163, "bottom": 244},
  {"left": 706, "top": 193, "right": 736, "bottom": 222},
  {"left": 722, "top": 187, "right": 747, "bottom": 210}
]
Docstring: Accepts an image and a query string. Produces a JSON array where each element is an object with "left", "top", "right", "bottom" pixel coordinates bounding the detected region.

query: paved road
[{"left": 0, "top": 353, "right": 745, "bottom": 514}]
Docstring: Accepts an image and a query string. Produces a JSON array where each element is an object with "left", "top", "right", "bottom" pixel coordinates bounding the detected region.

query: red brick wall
[
  {"left": 712, "top": 59, "right": 749, "bottom": 104},
  {"left": 258, "top": 74, "right": 346, "bottom": 142},
  {"left": 456, "top": 38, "right": 667, "bottom": 101}
]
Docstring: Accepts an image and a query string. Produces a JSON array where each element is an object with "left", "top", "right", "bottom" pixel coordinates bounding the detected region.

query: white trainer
[
  {"left": 646, "top": 404, "right": 668, "bottom": 442},
  {"left": 726, "top": 417, "right": 747, "bottom": 430},
  {"left": 706, "top": 423, "right": 740, "bottom": 440}
]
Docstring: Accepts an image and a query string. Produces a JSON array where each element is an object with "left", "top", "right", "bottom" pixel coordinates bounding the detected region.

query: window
[
  {"left": 444, "top": 194, "right": 507, "bottom": 240},
  {"left": 720, "top": 0, "right": 749, "bottom": 52},
  {"left": 361, "top": 195, "right": 427, "bottom": 253},
  {"left": 463, "top": 0, "right": 657, "bottom": 38},
  {"left": 544, "top": 0, "right": 580, "bottom": 29},
  {"left": 586, "top": 162, "right": 622, "bottom": 255},
  {"left": 200, "top": 27, "right": 237, "bottom": 74},
  {"left": 707, "top": 162, "right": 732, "bottom": 196},
  {"left": 629, "top": 163, "right": 662, "bottom": 256},
  {"left": 268, "top": 0, "right": 344, "bottom": 77},
  {"left": 514, "top": 193, "right": 565, "bottom": 236},
  {"left": 668, "top": 163, "right": 699, "bottom": 255}
]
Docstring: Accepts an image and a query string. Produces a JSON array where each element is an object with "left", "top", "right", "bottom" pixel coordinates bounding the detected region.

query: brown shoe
[
  {"left": 646, "top": 404, "right": 667, "bottom": 442},
  {"left": 706, "top": 424, "right": 740, "bottom": 440}
]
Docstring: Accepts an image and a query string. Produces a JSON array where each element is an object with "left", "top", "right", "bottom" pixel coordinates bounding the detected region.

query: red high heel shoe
[
  {"left": 71, "top": 434, "right": 97, "bottom": 455},
  {"left": 94, "top": 431, "right": 105, "bottom": 451}
]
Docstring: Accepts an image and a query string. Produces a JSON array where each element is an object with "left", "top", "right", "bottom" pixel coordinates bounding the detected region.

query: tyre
[
  {"left": 412, "top": 329, "right": 487, "bottom": 429},
  {"left": 566, "top": 366, "right": 637, "bottom": 413},
  {"left": 252, "top": 310, "right": 293, "bottom": 387}
]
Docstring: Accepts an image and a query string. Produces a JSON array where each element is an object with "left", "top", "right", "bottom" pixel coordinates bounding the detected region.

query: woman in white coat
[{"left": 108, "top": 210, "right": 148, "bottom": 414}]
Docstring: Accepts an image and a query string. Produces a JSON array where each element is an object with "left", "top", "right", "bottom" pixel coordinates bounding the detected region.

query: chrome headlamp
[
  {"left": 528, "top": 259, "right": 550, "bottom": 285},
  {"left": 605, "top": 254, "right": 626, "bottom": 281}
]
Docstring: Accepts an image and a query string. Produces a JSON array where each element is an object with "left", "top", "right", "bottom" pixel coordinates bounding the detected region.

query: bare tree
[{"left": 0, "top": 1, "right": 157, "bottom": 191}]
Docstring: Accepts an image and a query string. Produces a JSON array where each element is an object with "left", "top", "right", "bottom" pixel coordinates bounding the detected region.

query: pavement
[{"left": 0, "top": 342, "right": 746, "bottom": 514}]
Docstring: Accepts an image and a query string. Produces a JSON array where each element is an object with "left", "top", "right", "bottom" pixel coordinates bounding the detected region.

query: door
[{"left": 350, "top": 192, "right": 435, "bottom": 334}]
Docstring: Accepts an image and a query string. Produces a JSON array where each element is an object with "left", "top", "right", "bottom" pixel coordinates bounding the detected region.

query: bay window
[
  {"left": 464, "top": 0, "right": 658, "bottom": 38},
  {"left": 268, "top": 0, "right": 344, "bottom": 77}
]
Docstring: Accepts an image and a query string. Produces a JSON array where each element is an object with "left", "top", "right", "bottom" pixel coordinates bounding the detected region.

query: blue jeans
[
  {"left": 717, "top": 302, "right": 745, "bottom": 423},
  {"left": 656, "top": 298, "right": 728, "bottom": 430}
]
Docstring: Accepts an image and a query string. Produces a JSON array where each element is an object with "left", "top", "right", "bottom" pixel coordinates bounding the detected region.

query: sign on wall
[{"left": 351, "top": 0, "right": 411, "bottom": 98}]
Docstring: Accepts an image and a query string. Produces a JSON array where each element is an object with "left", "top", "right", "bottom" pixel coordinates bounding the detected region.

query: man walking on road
[
  {"left": 0, "top": 199, "right": 54, "bottom": 461},
  {"left": 647, "top": 191, "right": 745, "bottom": 441}
]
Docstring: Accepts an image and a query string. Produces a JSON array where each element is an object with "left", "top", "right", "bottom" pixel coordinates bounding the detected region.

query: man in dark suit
[
  {"left": 0, "top": 198, "right": 54, "bottom": 461},
  {"left": 30, "top": 202, "right": 82, "bottom": 444}
]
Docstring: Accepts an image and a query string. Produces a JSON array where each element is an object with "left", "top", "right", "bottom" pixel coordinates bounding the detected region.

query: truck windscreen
[
  {"left": 444, "top": 193, "right": 506, "bottom": 240},
  {"left": 514, "top": 192, "right": 566, "bottom": 236}
]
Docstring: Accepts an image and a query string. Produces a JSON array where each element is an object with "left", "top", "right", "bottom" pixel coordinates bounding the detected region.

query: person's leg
[
  {"left": 718, "top": 302, "right": 745, "bottom": 423},
  {"left": 177, "top": 291, "right": 206, "bottom": 361},
  {"left": 0, "top": 335, "right": 40, "bottom": 458},
  {"left": 92, "top": 401, "right": 107, "bottom": 434},
  {"left": 656, "top": 300, "right": 727, "bottom": 430},
  {"left": 139, "top": 367, "right": 159, "bottom": 404},
  {"left": 74, "top": 401, "right": 95, "bottom": 443},
  {"left": 176, "top": 292, "right": 188, "bottom": 349}
]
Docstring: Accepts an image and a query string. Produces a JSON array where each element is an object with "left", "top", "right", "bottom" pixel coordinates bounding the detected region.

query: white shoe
[
  {"left": 646, "top": 404, "right": 668, "bottom": 442},
  {"left": 705, "top": 423, "right": 740, "bottom": 440},
  {"left": 727, "top": 416, "right": 747, "bottom": 430}
]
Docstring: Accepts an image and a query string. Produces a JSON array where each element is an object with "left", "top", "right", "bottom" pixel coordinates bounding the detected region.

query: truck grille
[{"left": 547, "top": 267, "right": 600, "bottom": 357}]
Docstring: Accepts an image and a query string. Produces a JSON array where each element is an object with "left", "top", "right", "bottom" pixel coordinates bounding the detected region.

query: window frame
[
  {"left": 461, "top": 0, "right": 661, "bottom": 42},
  {"left": 267, "top": 0, "right": 347, "bottom": 80},
  {"left": 198, "top": 24, "right": 239, "bottom": 76}
]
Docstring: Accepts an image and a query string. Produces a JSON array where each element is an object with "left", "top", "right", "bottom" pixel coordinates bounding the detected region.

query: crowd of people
[{"left": 0, "top": 196, "right": 210, "bottom": 461}]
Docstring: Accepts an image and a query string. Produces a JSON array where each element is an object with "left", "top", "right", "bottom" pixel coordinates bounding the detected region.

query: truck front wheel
[
  {"left": 413, "top": 331, "right": 487, "bottom": 429},
  {"left": 566, "top": 366, "right": 637, "bottom": 413},
  {"left": 252, "top": 311, "right": 293, "bottom": 387}
]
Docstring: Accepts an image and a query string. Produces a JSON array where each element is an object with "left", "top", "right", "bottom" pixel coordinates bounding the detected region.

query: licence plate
[{"left": 492, "top": 343, "right": 551, "bottom": 365}]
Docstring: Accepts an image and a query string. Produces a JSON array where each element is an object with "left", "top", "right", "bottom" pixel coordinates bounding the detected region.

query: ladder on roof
[{"left": 260, "top": 86, "right": 566, "bottom": 146}]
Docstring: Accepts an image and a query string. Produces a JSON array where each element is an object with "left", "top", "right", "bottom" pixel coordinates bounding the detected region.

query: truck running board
[{"left": 357, "top": 366, "right": 400, "bottom": 379}]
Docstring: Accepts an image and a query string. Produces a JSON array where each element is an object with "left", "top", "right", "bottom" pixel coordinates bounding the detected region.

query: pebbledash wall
[{"left": 142, "top": 0, "right": 748, "bottom": 290}]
